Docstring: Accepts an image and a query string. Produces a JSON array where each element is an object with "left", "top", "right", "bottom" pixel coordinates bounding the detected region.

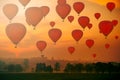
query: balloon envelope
[
  {"left": 68, "top": 47, "right": 75, "bottom": 54},
  {"left": 86, "top": 39, "right": 94, "bottom": 48},
  {"left": 57, "top": 0, "right": 66, "bottom": 5},
  {"left": 78, "top": 16, "right": 90, "bottom": 29},
  {"left": 48, "top": 28, "right": 62, "bottom": 43},
  {"left": 25, "top": 7, "right": 43, "bottom": 27},
  {"left": 94, "top": 13, "right": 101, "bottom": 19},
  {"left": 72, "top": 29, "right": 83, "bottom": 42},
  {"left": 68, "top": 16, "right": 74, "bottom": 23},
  {"left": 50, "top": 21, "right": 55, "bottom": 27},
  {"left": 3, "top": 4, "right": 18, "bottom": 20},
  {"left": 36, "top": 41, "right": 47, "bottom": 52},
  {"left": 40, "top": 6, "right": 50, "bottom": 17},
  {"left": 73, "top": 2, "right": 84, "bottom": 15},
  {"left": 56, "top": 4, "right": 71, "bottom": 20},
  {"left": 6, "top": 23, "right": 26, "bottom": 46},
  {"left": 105, "top": 43, "right": 110, "bottom": 49},
  {"left": 106, "top": 2, "right": 115, "bottom": 12},
  {"left": 19, "top": 0, "right": 30, "bottom": 7}
]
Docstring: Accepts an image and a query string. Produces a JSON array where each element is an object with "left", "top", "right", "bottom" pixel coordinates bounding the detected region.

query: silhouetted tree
[
  {"left": 54, "top": 62, "right": 60, "bottom": 72},
  {"left": 23, "top": 59, "right": 29, "bottom": 71},
  {"left": 64, "top": 63, "right": 74, "bottom": 72},
  {"left": 45, "top": 65, "right": 53, "bottom": 72},
  {"left": 7, "top": 64, "right": 16, "bottom": 72},
  {"left": 74, "top": 63, "right": 83, "bottom": 72},
  {"left": 85, "top": 63, "right": 94, "bottom": 73},
  {"left": 15, "top": 64, "right": 23, "bottom": 72},
  {"left": 0, "top": 60, "right": 6, "bottom": 72},
  {"left": 35, "top": 63, "right": 46, "bottom": 72}
]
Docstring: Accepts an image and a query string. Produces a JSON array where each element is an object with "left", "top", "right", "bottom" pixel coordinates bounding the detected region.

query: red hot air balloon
[
  {"left": 19, "top": 0, "right": 30, "bottom": 8},
  {"left": 40, "top": 6, "right": 50, "bottom": 18},
  {"left": 36, "top": 41, "right": 47, "bottom": 53},
  {"left": 68, "top": 47, "right": 75, "bottom": 54},
  {"left": 3, "top": 4, "right": 18, "bottom": 21},
  {"left": 105, "top": 43, "right": 110, "bottom": 49},
  {"left": 94, "top": 13, "right": 101, "bottom": 20},
  {"left": 48, "top": 28, "right": 62, "bottom": 44},
  {"left": 115, "top": 35, "right": 119, "bottom": 40},
  {"left": 25, "top": 7, "right": 43, "bottom": 29},
  {"left": 78, "top": 16, "right": 90, "bottom": 29},
  {"left": 86, "top": 39, "right": 94, "bottom": 48},
  {"left": 56, "top": 4, "right": 71, "bottom": 21},
  {"left": 99, "top": 20, "right": 114, "bottom": 37},
  {"left": 72, "top": 29, "right": 83, "bottom": 42},
  {"left": 112, "top": 20, "right": 118, "bottom": 26},
  {"left": 50, "top": 21, "right": 55, "bottom": 28},
  {"left": 106, "top": 2, "right": 115, "bottom": 12},
  {"left": 57, "top": 0, "right": 66, "bottom": 5},
  {"left": 93, "top": 53, "right": 96, "bottom": 58},
  {"left": 87, "top": 23, "right": 92, "bottom": 29},
  {"left": 67, "top": 16, "right": 74, "bottom": 23},
  {"left": 73, "top": 2, "right": 84, "bottom": 15},
  {"left": 6, "top": 23, "right": 26, "bottom": 48}
]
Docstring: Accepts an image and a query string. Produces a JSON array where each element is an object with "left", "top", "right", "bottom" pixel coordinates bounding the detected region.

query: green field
[{"left": 0, "top": 73, "right": 120, "bottom": 80}]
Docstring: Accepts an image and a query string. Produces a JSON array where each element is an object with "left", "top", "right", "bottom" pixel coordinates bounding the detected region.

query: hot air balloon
[
  {"left": 86, "top": 39, "right": 94, "bottom": 48},
  {"left": 56, "top": 4, "right": 71, "bottom": 21},
  {"left": 50, "top": 21, "right": 55, "bottom": 28},
  {"left": 78, "top": 16, "right": 90, "bottom": 29},
  {"left": 72, "top": 29, "right": 83, "bottom": 43},
  {"left": 112, "top": 20, "right": 118, "bottom": 26},
  {"left": 93, "top": 53, "right": 96, "bottom": 58},
  {"left": 3, "top": 4, "right": 18, "bottom": 22},
  {"left": 106, "top": 2, "right": 115, "bottom": 12},
  {"left": 105, "top": 43, "right": 110, "bottom": 49},
  {"left": 19, "top": 0, "right": 30, "bottom": 8},
  {"left": 36, "top": 41, "right": 47, "bottom": 53},
  {"left": 57, "top": 0, "right": 66, "bottom": 5},
  {"left": 99, "top": 20, "right": 114, "bottom": 38},
  {"left": 67, "top": 16, "right": 74, "bottom": 23},
  {"left": 48, "top": 28, "right": 62, "bottom": 44},
  {"left": 6, "top": 23, "right": 26, "bottom": 48},
  {"left": 68, "top": 46, "right": 75, "bottom": 54},
  {"left": 25, "top": 7, "right": 43, "bottom": 29},
  {"left": 87, "top": 23, "right": 92, "bottom": 29},
  {"left": 40, "top": 6, "right": 50, "bottom": 18},
  {"left": 73, "top": 2, "right": 84, "bottom": 15},
  {"left": 94, "top": 13, "right": 101, "bottom": 20},
  {"left": 115, "top": 35, "right": 119, "bottom": 40}
]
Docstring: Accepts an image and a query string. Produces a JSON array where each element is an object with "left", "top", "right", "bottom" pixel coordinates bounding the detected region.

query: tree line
[{"left": 0, "top": 60, "right": 120, "bottom": 73}]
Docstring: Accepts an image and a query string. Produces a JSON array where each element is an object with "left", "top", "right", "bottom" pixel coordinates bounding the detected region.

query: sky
[{"left": 0, "top": 0, "right": 120, "bottom": 62}]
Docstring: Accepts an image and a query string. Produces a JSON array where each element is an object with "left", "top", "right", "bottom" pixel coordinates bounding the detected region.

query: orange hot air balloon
[
  {"left": 56, "top": 4, "right": 71, "bottom": 21},
  {"left": 68, "top": 46, "right": 75, "bottom": 54},
  {"left": 40, "top": 6, "right": 50, "bottom": 17},
  {"left": 19, "top": 0, "right": 30, "bottom": 8},
  {"left": 25, "top": 7, "right": 43, "bottom": 29},
  {"left": 36, "top": 41, "right": 47, "bottom": 53},
  {"left": 72, "top": 29, "right": 83, "bottom": 42},
  {"left": 50, "top": 21, "right": 55, "bottom": 28},
  {"left": 67, "top": 16, "right": 74, "bottom": 23},
  {"left": 73, "top": 2, "right": 84, "bottom": 15},
  {"left": 3, "top": 4, "right": 18, "bottom": 21},
  {"left": 86, "top": 39, "right": 94, "bottom": 48},
  {"left": 48, "top": 28, "right": 62, "bottom": 44},
  {"left": 6, "top": 23, "right": 26, "bottom": 48}
]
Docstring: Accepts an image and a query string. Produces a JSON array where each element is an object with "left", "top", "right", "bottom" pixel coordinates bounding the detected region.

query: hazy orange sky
[{"left": 0, "top": 0, "right": 120, "bottom": 62}]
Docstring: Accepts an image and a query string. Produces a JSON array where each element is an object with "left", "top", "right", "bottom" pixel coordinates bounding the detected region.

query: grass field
[{"left": 0, "top": 73, "right": 120, "bottom": 80}]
